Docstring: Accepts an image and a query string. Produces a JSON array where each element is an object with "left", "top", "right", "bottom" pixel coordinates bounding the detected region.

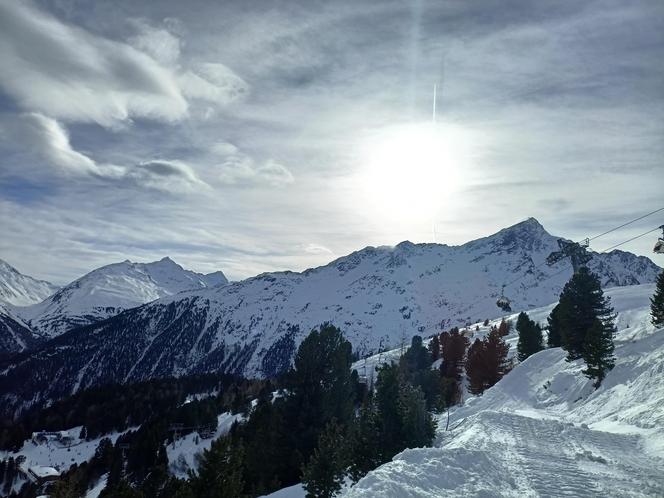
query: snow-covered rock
[
  {"left": 0, "top": 219, "right": 659, "bottom": 416},
  {"left": 345, "top": 284, "right": 664, "bottom": 497},
  {"left": 0, "top": 259, "right": 58, "bottom": 307},
  {"left": 16, "top": 257, "right": 228, "bottom": 338}
]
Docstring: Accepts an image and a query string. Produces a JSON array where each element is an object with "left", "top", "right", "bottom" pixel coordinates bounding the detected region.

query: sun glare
[{"left": 359, "top": 122, "right": 473, "bottom": 222}]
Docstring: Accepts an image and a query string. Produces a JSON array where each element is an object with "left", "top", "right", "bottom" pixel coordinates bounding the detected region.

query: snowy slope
[
  {"left": 16, "top": 257, "right": 228, "bottom": 337},
  {"left": 0, "top": 219, "right": 659, "bottom": 416},
  {"left": 0, "top": 259, "right": 58, "bottom": 307},
  {"left": 345, "top": 284, "right": 664, "bottom": 497},
  {"left": 167, "top": 411, "right": 243, "bottom": 478},
  {"left": 0, "top": 305, "right": 37, "bottom": 355}
]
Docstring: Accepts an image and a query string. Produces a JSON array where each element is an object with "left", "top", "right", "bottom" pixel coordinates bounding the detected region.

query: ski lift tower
[{"left": 546, "top": 238, "right": 592, "bottom": 273}]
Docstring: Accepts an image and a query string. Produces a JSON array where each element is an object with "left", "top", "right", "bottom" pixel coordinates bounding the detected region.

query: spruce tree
[
  {"left": 191, "top": 436, "right": 245, "bottom": 498},
  {"left": 546, "top": 303, "right": 564, "bottom": 348},
  {"left": 551, "top": 267, "right": 615, "bottom": 361},
  {"left": 348, "top": 403, "right": 383, "bottom": 482},
  {"left": 651, "top": 269, "right": 664, "bottom": 328},
  {"left": 428, "top": 335, "right": 440, "bottom": 361},
  {"left": 548, "top": 267, "right": 617, "bottom": 387},
  {"left": 285, "top": 324, "right": 357, "bottom": 471},
  {"left": 301, "top": 420, "right": 349, "bottom": 498},
  {"left": 582, "top": 319, "right": 615, "bottom": 388},
  {"left": 483, "top": 328, "right": 510, "bottom": 388},
  {"left": 516, "top": 312, "right": 544, "bottom": 362},
  {"left": 465, "top": 338, "right": 486, "bottom": 395}
]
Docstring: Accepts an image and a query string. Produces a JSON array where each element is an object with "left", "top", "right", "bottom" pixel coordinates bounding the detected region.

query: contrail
[{"left": 432, "top": 83, "right": 437, "bottom": 123}]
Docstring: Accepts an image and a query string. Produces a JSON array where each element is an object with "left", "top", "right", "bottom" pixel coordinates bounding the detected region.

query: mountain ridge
[{"left": 0, "top": 218, "right": 660, "bottom": 416}]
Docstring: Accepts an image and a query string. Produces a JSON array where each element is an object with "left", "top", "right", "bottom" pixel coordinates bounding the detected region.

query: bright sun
[{"left": 358, "top": 122, "right": 473, "bottom": 222}]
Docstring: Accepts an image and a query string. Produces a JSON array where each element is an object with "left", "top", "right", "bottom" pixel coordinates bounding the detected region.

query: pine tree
[
  {"left": 516, "top": 312, "right": 544, "bottom": 362},
  {"left": 347, "top": 403, "right": 383, "bottom": 481},
  {"left": 651, "top": 269, "right": 664, "bottom": 328},
  {"left": 428, "top": 335, "right": 440, "bottom": 361},
  {"left": 465, "top": 338, "right": 486, "bottom": 395},
  {"left": 191, "top": 436, "right": 245, "bottom": 498},
  {"left": 374, "top": 364, "right": 436, "bottom": 460},
  {"left": 552, "top": 267, "right": 615, "bottom": 361},
  {"left": 465, "top": 329, "right": 510, "bottom": 395},
  {"left": 440, "top": 329, "right": 469, "bottom": 380},
  {"left": 546, "top": 303, "right": 564, "bottom": 348},
  {"left": 285, "top": 324, "right": 357, "bottom": 471},
  {"left": 497, "top": 319, "right": 510, "bottom": 337},
  {"left": 582, "top": 319, "right": 615, "bottom": 388},
  {"left": 396, "top": 381, "right": 436, "bottom": 449},
  {"left": 483, "top": 328, "right": 510, "bottom": 388},
  {"left": 301, "top": 420, "right": 349, "bottom": 498}
]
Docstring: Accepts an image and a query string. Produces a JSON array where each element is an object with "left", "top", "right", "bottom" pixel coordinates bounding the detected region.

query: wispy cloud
[
  {"left": 0, "top": 113, "right": 207, "bottom": 192},
  {"left": 0, "top": 0, "right": 661, "bottom": 284}
]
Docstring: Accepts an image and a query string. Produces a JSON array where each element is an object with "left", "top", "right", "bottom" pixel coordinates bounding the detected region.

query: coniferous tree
[
  {"left": 516, "top": 312, "right": 544, "bottom": 362},
  {"left": 285, "top": 324, "right": 357, "bottom": 472},
  {"left": 396, "top": 381, "right": 436, "bottom": 449},
  {"left": 301, "top": 420, "right": 349, "bottom": 498},
  {"left": 546, "top": 303, "right": 564, "bottom": 348},
  {"left": 547, "top": 267, "right": 617, "bottom": 386},
  {"left": 582, "top": 319, "right": 615, "bottom": 388},
  {"left": 440, "top": 329, "right": 469, "bottom": 380},
  {"left": 465, "top": 338, "right": 486, "bottom": 395},
  {"left": 399, "top": 336, "right": 440, "bottom": 410},
  {"left": 347, "top": 403, "right": 383, "bottom": 482},
  {"left": 428, "top": 335, "right": 440, "bottom": 362},
  {"left": 374, "top": 364, "right": 436, "bottom": 460},
  {"left": 497, "top": 319, "right": 511, "bottom": 337},
  {"left": 651, "top": 269, "right": 664, "bottom": 328},
  {"left": 483, "top": 328, "right": 510, "bottom": 388},
  {"left": 552, "top": 267, "right": 615, "bottom": 361},
  {"left": 465, "top": 329, "right": 510, "bottom": 395},
  {"left": 190, "top": 436, "right": 245, "bottom": 498}
]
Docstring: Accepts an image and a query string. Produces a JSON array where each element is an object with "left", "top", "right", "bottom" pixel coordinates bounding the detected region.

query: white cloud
[
  {"left": 0, "top": 1, "right": 187, "bottom": 128},
  {"left": 123, "top": 160, "right": 208, "bottom": 192},
  {"left": 1, "top": 112, "right": 100, "bottom": 176},
  {"left": 0, "top": 2, "right": 248, "bottom": 128},
  {"left": 0, "top": 113, "right": 206, "bottom": 193},
  {"left": 128, "top": 18, "right": 182, "bottom": 66},
  {"left": 214, "top": 142, "right": 295, "bottom": 187},
  {"left": 302, "top": 243, "right": 333, "bottom": 255},
  {"left": 179, "top": 63, "right": 249, "bottom": 107}
]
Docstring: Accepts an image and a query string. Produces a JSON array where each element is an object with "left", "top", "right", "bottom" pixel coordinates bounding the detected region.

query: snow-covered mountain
[
  {"left": 0, "top": 218, "right": 659, "bottom": 416},
  {"left": 344, "top": 284, "right": 664, "bottom": 497},
  {"left": 16, "top": 257, "right": 228, "bottom": 338},
  {"left": 0, "top": 259, "right": 58, "bottom": 307},
  {"left": 0, "top": 305, "right": 37, "bottom": 356}
]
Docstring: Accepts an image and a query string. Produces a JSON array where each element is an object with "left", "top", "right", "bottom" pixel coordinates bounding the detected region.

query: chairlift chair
[
  {"left": 496, "top": 285, "right": 512, "bottom": 312},
  {"left": 654, "top": 226, "right": 664, "bottom": 254}
]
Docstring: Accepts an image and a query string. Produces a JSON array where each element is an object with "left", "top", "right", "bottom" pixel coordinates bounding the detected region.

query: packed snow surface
[{"left": 345, "top": 283, "right": 664, "bottom": 497}]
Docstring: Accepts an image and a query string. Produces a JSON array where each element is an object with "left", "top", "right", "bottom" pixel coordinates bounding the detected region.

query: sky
[{"left": 0, "top": 0, "right": 662, "bottom": 285}]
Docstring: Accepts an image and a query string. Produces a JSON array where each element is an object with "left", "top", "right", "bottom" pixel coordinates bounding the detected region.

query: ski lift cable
[
  {"left": 586, "top": 207, "right": 664, "bottom": 242},
  {"left": 500, "top": 209, "right": 664, "bottom": 291},
  {"left": 597, "top": 226, "right": 662, "bottom": 253},
  {"left": 519, "top": 226, "right": 661, "bottom": 288}
]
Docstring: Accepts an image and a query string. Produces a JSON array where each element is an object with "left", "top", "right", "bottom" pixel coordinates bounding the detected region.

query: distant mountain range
[
  {"left": 0, "top": 218, "right": 660, "bottom": 416},
  {"left": 0, "top": 259, "right": 59, "bottom": 307},
  {"left": 0, "top": 257, "right": 228, "bottom": 353}
]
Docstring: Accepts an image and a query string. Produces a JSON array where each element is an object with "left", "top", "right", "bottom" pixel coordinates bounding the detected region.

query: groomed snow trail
[{"left": 345, "top": 284, "right": 664, "bottom": 497}]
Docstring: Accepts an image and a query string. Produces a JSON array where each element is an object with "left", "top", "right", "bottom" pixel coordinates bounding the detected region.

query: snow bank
[{"left": 345, "top": 284, "right": 664, "bottom": 497}]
